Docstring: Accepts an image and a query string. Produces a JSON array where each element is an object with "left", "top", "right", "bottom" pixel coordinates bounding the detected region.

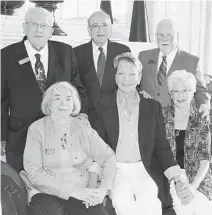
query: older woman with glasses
[
  {"left": 164, "top": 70, "right": 212, "bottom": 215},
  {"left": 20, "top": 81, "right": 116, "bottom": 215},
  {"left": 96, "top": 53, "right": 194, "bottom": 215}
]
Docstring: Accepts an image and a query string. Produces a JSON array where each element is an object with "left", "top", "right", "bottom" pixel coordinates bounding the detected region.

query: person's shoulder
[
  {"left": 109, "top": 41, "right": 130, "bottom": 51},
  {"left": 49, "top": 40, "right": 74, "bottom": 50},
  {"left": 1, "top": 41, "right": 23, "bottom": 55},
  {"left": 178, "top": 49, "right": 199, "bottom": 61},
  {"left": 138, "top": 48, "right": 158, "bottom": 58},
  {"left": 74, "top": 41, "right": 90, "bottom": 51},
  {"left": 28, "top": 117, "right": 45, "bottom": 131},
  {"left": 139, "top": 95, "right": 161, "bottom": 111}
]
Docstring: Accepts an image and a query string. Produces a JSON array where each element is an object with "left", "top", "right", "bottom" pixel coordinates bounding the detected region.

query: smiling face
[
  {"left": 88, "top": 12, "right": 112, "bottom": 47},
  {"left": 50, "top": 86, "right": 74, "bottom": 118},
  {"left": 23, "top": 9, "right": 53, "bottom": 51},
  {"left": 156, "top": 19, "right": 178, "bottom": 55},
  {"left": 115, "top": 60, "right": 141, "bottom": 94},
  {"left": 170, "top": 81, "right": 194, "bottom": 107}
]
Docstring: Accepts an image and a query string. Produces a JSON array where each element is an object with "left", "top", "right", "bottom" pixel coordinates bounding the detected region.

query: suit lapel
[
  {"left": 102, "top": 93, "right": 119, "bottom": 151},
  {"left": 16, "top": 38, "right": 42, "bottom": 93},
  {"left": 86, "top": 41, "right": 101, "bottom": 88},
  {"left": 149, "top": 49, "right": 160, "bottom": 76},
  {"left": 167, "top": 50, "right": 184, "bottom": 76},
  {"left": 46, "top": 41, "right": 59, "bottom": 87},
  {"left": 138, "top": 96, "right": 154, "bottom": 164}
]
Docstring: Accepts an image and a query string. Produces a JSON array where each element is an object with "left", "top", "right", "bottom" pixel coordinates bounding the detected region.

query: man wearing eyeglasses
[
  {"left": 74, "top": 11, "right": 130, "bottom": 132},
  {"left": 1, "top": 7, "right": 86, "bottom": 172},
  {"left": 138, "top": 19, "right": 210, "bottom": 215}
]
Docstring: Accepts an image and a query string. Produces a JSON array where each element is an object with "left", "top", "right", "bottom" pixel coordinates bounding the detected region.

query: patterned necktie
[
  {"left": 97, "top": 47, "right": 106, "bottom": 86},
  {"left": 35, "top": 54, "right": 47, "bottom": 93},
  {"left": 157, "top": 55, "right": 167, "bottom": 86}
]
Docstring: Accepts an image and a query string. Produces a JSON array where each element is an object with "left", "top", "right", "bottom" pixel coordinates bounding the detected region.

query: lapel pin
[
  {"left": 18, "top": 57, "right": 30, "bottom": 65},
  {"left": 148, "top": 60, "right": 156, "bottom": 64}
]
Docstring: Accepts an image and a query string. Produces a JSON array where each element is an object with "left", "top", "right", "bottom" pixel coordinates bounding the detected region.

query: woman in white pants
[{"left": 96, "top": 53, "right": 194, "bottom": 215}]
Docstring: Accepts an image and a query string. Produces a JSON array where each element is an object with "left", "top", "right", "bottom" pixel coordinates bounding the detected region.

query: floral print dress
[{"left": 162, "top": 99, "right": 212, "bottom": 200}]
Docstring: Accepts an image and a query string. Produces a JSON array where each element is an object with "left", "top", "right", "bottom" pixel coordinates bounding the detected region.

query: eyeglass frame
[
  {"left": 171, "top": 89, "right": 192, "bottom": 95},
  {"left": 26, "top": 21, "right": 52, "bottom": 30},
  {"left": 156, "top": 33, "right": 176, "bottom": 40},
  {"left": 89, "top": 23, "right": 111, "bottom": 31}
]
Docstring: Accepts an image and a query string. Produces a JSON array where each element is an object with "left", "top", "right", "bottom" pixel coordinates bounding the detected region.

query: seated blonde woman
[
  {"left": 20, "top": 81, "right": 116, "bottom": 215},
  {"left": 164, "top": 70, "right": 212, "bottom": 215},
  {"left": 96, "top": 53, "right": 194, "bottom": 215}
]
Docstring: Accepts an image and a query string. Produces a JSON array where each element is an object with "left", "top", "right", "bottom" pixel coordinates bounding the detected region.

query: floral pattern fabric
[{"left": 162, "top": 99, "right": 212, "bottom": 200}]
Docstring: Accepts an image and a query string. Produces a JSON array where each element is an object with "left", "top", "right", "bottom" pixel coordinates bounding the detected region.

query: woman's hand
[
  {"left": 81, "top": 188, "right": 108, "bottom": 207},
  {"left": 73, "top": 188, "right": 101, "bottom": 206}
]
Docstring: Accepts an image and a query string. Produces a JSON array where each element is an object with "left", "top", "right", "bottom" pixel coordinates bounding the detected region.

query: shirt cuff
[
  {"left": 164, "top": 165, "right": 181, "bottom": 181},
  {"left": 88, "top": 162, "right": 101, "bottom": 175}
]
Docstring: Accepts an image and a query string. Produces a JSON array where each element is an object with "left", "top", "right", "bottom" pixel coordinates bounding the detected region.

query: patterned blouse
[{"left": 162, "top": 99, "right": 212, "bottom": 200}]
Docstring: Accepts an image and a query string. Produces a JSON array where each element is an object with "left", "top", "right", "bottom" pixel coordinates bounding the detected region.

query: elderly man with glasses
[
  {"left": 74, "top": 11, "right": 130, "bottom": 132},
  {"left": 1, "top": 7, "right": 87, "bottom": 173},
  {"left": 138, "top": 19, "right": 210, "bottom": 215}
]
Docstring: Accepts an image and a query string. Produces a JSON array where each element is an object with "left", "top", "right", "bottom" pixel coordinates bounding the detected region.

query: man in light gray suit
[
  {"left": 139, "top": 19, "right": 210, "bottom": 114},
  {"left": 138, "top": 19, "right": 210, "bottom": 215}
]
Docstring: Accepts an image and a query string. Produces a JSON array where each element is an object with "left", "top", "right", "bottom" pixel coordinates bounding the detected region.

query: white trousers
[
  {"left": 111, "top": 162, "right": 162, "bottom": 215},
  {"left": 170, "top": 181, "right": 212, "bottom": 215}
]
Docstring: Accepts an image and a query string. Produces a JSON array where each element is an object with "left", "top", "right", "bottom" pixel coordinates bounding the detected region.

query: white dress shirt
[
  {"left": 92, "top": 41, "right": 108, "bottom": 72},
  {"left": 157, "top": 48, "right": 178, "bottom": 74},
  {"left": 24, "top": 40, "right": 49, "bottom": 77}
]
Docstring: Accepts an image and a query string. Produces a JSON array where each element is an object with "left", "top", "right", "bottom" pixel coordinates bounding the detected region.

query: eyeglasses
[
  {"left": 26, "top": 22, "right": 51, "bottom": 30},
  {"left": 171, "top": 89, "right": 192, "bottom": 94},
  {"left": 156, "top": 33, "right": 174, "bottom": 40},
  {"left": 89, "top": 23, "right": 110, "bottom": 31}
]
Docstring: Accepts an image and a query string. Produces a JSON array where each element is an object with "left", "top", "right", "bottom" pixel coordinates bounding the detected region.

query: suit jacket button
[{"left": 157, "top": 93, "right": 160, "bottom": 96}]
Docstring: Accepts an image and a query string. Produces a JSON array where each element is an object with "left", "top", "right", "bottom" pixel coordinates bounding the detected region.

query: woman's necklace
[{"left": 61, "top": 126, "right": 69, "bottom": 150}]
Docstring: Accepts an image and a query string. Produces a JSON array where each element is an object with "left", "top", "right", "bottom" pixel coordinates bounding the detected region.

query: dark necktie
[
  {"left": 97, "top": 47, "right": 106, "bottom": 86},
  {"left": 35, "top": 54, "right": 47, "bottom": 93},
  {"left": 157, "top": 55, "right": 167, "bottom": 86}
]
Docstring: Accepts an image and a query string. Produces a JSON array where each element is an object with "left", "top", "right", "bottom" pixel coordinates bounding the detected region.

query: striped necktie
[
  {"left": 157, "top": 55, "right": 167, "bottom": 86},
  {"left": 35, "top": 54, "right": 47, "bottom": 93},
  {"left": 97, "top": 47, "right": 106, "bottom": 86}
]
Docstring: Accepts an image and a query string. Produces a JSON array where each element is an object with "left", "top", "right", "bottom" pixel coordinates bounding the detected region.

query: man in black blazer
[
  {"left": 74, "top": 11, "right": 130, "bottom": 131},
  {"left": 1, "top": 7, "right": 86, "bottom": 172}
]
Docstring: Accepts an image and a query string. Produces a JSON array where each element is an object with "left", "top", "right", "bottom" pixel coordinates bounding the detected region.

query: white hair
[
  {"left": 24, "top": 7, "right": 54, "bottom": 27},
  {"left": 167, "top": 70, "right": 196, "bottom": 93},
  {"left": 113, "top": 52, "right": 143, "bottom": 75},
  {"left": 41, "top": 82, "right": 81, "bottom": 116}
]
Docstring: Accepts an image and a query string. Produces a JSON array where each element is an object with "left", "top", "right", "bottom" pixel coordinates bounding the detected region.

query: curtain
[
  {"left": 129, "top": 0, "right": 149, "bottom": 42},
  {"left": 100, "top": 0, "right": 113, "bottom": 24}
]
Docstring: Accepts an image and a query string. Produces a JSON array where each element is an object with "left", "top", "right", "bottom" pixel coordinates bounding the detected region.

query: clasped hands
[
  {"left": 74, "top": 187, "right": 108, "bottom": 208},
  {"left": 173, "top": 176, "right": 195, "bottom": 205}
]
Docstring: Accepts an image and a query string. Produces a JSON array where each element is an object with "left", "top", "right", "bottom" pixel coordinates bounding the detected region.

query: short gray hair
[
  {"left": 88, "top": 11, "right": 111, "bottom": 26},
  {"left": 25, "top": 7, "right": 54, "bottom": 27},
  {"left": 41, "top": 82, "right": 81, "bottom": 116},
  {"left": 113, "top": 52, "right": 143, "bottom": 75},
  {"left": 167, "top": 70, "right": 196, "bottom": 93}
]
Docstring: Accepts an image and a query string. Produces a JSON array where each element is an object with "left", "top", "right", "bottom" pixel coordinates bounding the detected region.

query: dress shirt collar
[
  {"left": 158, "top": 47, "right": 178, "bottom": 73},
  {"left": 117, "top": 90, "right": 140, "bottom": 108},
  {"left": 24, "top": 39, "right": 48, "bottom": 60},
  {"left": 92, "top": 40, "right": 108, "bottom": 57}
]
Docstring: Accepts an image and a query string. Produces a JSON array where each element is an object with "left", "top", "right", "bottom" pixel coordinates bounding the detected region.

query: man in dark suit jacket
[
  {"left": 74, "top": 11, "right": 130, "bottom": 130},
  {"left": 138, "top": 19, "right": 210, "bottom": 215},
  {"left": 1, "top": 7, "right": 86, "bottom": 172}
]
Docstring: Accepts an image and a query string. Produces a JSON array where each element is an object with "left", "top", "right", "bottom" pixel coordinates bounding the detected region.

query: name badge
[
  {"left": 18, "top": 57, "right": 30, "bottom": 65},
  {"left": 45, "top": 148, "right": 55, "bottom": 155}
]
